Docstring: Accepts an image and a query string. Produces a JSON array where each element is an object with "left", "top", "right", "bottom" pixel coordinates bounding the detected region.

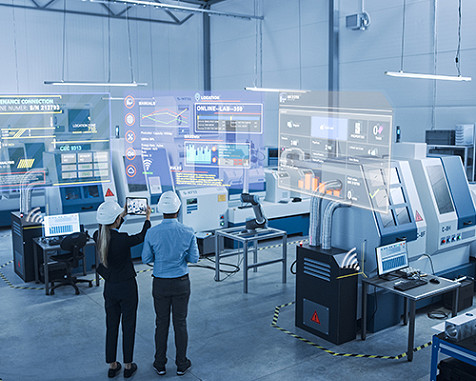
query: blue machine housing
[
  {"left": 439, "top": 156, "right": 476, "bottom": 230},
  {"left": 59, "top": 185, "right": 104, "bottom": 214}
]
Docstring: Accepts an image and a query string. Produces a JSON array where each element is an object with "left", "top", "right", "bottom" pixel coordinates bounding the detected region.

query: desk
[
  {"left": 361, "top": 275, "right": 460, "bottom": 361},
  {"left": 33, "top": 237, "right": 99, "bottom": 295},
  {"left": 215, "top": 227, "right": 287, "bottom": 293},
  {"left": 430, "top": 332, "right": 476, "bottom": 380}
]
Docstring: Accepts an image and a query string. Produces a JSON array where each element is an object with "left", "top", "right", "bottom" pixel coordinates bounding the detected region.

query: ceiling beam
[{"left": 0, "top": 1, "right": 181, "bottom": 24}]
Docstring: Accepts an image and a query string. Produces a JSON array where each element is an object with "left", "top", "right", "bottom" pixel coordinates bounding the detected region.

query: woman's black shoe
[
  {"left": 108, "top": 362, "right": 121, "bottom": 378},
  {"left": 124, "top": 363, "right": 138, "bottom": 378}
]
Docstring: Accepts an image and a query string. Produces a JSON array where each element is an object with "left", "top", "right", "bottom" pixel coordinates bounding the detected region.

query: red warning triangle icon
[
  {"left": 105, "top": 188, "right": 114, "bottom": 197},
  {"left": 311, "top": 311, "right": 320, "bottom": 324},
  {"left": 415, "top": 210, "right": 423, "bottom": 222}
]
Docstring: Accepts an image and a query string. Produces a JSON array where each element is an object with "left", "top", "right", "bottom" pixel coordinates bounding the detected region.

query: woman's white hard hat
[{"left": 97, "top": 201, "right": 123, "bottom": 225}]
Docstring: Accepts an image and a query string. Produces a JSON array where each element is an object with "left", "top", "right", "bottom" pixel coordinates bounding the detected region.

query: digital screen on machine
[
  {"left": 122, "top": 92, "right": 265, "bottom": 191},
  {"left": 0, "top": 94, "right": 111, "bottom": 189}
]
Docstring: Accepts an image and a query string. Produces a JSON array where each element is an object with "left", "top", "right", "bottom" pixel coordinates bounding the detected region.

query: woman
[{"left": 94, "top": 200, "right": 151, "bottom": 378}]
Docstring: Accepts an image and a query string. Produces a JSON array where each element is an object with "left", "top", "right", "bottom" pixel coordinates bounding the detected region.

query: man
[{"left": 142, "top": 191, "right": 199, "bottom": 376}]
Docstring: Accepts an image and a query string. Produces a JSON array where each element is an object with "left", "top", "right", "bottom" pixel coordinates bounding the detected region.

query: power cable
[
  {"left": 455, "top": 0, "right": 462, "bottom": 76},
  {"left": 125, "top": 5, "right": 135, "bottom": 83}
]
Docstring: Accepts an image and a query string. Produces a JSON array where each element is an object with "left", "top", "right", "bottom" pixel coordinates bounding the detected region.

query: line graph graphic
[{"left": 140, "top": 106, "right": 190, "bottom": 128}]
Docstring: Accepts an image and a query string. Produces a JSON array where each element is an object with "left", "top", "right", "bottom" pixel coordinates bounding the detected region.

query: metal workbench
[{"left": 215, "top": 226, "right": 287, "bottom": 293}]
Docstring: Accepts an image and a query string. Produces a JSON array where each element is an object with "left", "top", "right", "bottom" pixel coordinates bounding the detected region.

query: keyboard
[{"left": 394, "top": 278, "right": 428, "bottom": 291}]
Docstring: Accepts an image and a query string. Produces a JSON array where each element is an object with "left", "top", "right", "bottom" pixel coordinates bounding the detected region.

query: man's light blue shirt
[{"left": 141, "top": 218, "right": 199, "bottom": 278}]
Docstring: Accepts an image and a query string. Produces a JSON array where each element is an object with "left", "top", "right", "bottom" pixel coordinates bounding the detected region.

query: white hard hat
[
  {"left": 97, "top": 201, "right": 123, "bottom": 225},
  {"left": 157, "top": 191, "right": 181, "bottom": 214}
]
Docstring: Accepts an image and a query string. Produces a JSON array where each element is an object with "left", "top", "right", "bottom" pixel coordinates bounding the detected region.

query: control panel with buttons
[{"left": 440, "top": 233, "right": 463, "bottom": 246}]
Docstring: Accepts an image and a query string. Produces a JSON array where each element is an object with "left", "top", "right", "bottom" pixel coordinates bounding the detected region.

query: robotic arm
[{"left": 241, "top": 193, "right": 267, "bottom": 232}]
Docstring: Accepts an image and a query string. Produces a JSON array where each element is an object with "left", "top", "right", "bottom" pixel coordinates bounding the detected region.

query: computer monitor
[
  {"left": 376, "top": 241, "right": 409, "bottom": 276},
  {"left": 43, "top": 213, "right": 81, "bottom": 237}
]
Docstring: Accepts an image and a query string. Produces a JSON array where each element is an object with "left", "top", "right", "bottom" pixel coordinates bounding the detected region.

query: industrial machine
[
  {"left": 44, "top": 150, "right": 117, "bottom": 230},
  {"left": 177, "top": 186, "right": 228, "bottom": 232},
  {"left": 444, "top": 308, "right": 476, "bottom": 342},
  {"left": 0, "top": 143, "right": 46, "bottom": 226},
  {"left": 110, "top": 138, "right": 170, "bottom": 218},
  {"left": 295, "top": 245, "right": 358, "bottom": 345},
  {"left": 264, "top": 168, "right": 291, "bottom": 203},
  {"left": 394, "top": 143, "right": 476, "bottom": 276},
  {"left": 240, "top": 192, "right": 267, "bottom": 232},
  {"left": 11, "top": 212, "right": 43, "bottom": 282},
  {"left": 320, "top": 159, "right": 424, "bottom": 278},
  {"left": 309, "top": 158, "right": 429, "bottom": 331}
]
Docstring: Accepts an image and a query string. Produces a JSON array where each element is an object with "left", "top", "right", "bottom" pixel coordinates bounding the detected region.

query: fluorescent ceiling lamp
[
  {"left": 244, "top": 87, "right": 309, "bottom": 93},
  {"left": 44, "top": 81, "right": 147, "bottom": 87},
  {"left": 385, "top": 71, "right": 471, "bottom": 82}
]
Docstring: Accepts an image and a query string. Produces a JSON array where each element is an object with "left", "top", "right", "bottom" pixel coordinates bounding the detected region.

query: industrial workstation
[{"left": 1, "top": 0, "right": 476, "bottom": 380}]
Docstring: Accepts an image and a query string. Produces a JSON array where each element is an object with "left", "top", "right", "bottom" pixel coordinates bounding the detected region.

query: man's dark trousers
[{"left": 152, "top": 275, "right": 191, "bottom": 368}]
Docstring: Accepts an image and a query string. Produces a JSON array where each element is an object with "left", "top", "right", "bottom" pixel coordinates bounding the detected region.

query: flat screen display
[
  {"left": 376, "top": 241, "right": 408, "bottom": 276},
  {"left": 43, "top": 213, "right": 80, "bottom": 237}
]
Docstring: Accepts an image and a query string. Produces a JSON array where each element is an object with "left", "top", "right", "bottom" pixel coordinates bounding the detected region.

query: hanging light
[
  {"left": 45, "top": 1, "right": 147, "bottom": 87},
  {"left": 385, "top": 0, "right": 471, "bottom": 82},
  {"left": 244, "top": 87, "right": 309, "bottom": 93},
  {"left": 385, "top": 71, "right": 471, "bottom": 82},
  {"left": 45, "top": 81, "right": 147, "bottom": 87}
]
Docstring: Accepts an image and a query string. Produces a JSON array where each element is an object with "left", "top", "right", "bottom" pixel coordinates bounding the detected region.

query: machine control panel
[{"left": 440, "top": 231, "right": 473, "bottom": 246}]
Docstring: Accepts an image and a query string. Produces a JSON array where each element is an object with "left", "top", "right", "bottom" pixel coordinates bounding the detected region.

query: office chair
[{"left": 50, "top": 232, "right": 93, "bottom": 295}]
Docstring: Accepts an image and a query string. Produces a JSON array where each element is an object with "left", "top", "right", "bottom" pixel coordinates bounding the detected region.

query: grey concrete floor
[{"left": 0, "top": 227, "right": 472, "bottom": 381}]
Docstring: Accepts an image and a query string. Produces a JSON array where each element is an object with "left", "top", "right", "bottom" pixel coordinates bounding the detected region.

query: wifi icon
[
  {"left": 25, "top": 207, "right": 44, "bottom": 223},
  {"left": 143, "top": 159, "right": 153, "bottom": 171},
  {"left": 340, "top": 247, "right": 360, "bottom": 271}
]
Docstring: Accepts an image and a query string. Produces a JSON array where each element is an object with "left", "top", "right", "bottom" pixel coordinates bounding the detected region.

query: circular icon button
[
  {"left": 126, "top": 164, "right": 137, "bottom": 178},
  {"left": 125, "top": 130, "right": 136, "bottom": 143},
  {"left": 124, "top": 95, "right": 135, "bottom": 109},
  {"left": 125, "top": 113, "right": 136, "bottom": 126},
  {"left": 126, "top": 147, "right": 136, "bottom": 160}
]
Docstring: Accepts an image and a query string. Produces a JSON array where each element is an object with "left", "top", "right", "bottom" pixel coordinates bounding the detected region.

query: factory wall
[
  {"left": 339, "top": 0, "right": 476, "bottom": 143},
  {"left": 211, "top": 0, "right": 329, "bottom": 146},
  {"left": 212, "top": 0, "right": 476, "bottom": 146},
  {"left": 0, "top": 2, "right": 204, "bottom": 134}
]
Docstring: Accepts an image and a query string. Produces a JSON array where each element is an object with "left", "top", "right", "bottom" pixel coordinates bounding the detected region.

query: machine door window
[{"left": 427, "top": 165, "right": 455, "bottom": 215}]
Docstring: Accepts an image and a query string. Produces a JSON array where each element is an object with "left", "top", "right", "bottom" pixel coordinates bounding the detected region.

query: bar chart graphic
[{"left": 186, "top": 143, "right": 213, "bottom": 165}]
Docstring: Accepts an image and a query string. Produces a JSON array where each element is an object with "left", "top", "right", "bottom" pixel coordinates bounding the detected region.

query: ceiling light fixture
[
  {"left": 384, "top": 71, "right": 471, "bottom": 82},
  {"left": 385, "top": 0, "right": 471, "bottom": 82},
  {"left": 45, "top": 1, "right": 147, "bottom": 87},
  {"left": 245, "top": 0, "right": 308, "bottom": 94},
  {"left": 45, "top": 81, "right": 147, "bottom": 87},
  {"left": 244, "top": 87, "right": 309, "bottom": 93}
]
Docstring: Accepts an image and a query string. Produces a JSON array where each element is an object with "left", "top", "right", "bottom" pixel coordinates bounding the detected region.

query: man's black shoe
[
  {"left": 176, "top": 359, "right": 191, "bottom": 376},
  {"left": 153, "top": 363, "right": 166, "bottom": 376}
]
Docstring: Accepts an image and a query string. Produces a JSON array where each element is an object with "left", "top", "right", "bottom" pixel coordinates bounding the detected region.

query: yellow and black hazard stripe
[
  {"left": 137, "top": 267, "right": 153, "bottom": 275},
  {"left": 271, "top": 301, "right": 432, "bottom": 360},
  {"left": 258, "top": 239, "right": 309, "bottom": 252},
  {"left": 0, "top": 260, "right": 44, "bottom": 291}
]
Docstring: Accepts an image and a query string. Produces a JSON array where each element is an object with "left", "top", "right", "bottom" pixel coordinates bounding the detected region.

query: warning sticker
[
  {"left": 415, "top": 210, "right": 423, "bottom": 222},
  {"left": 311, "top": 311, "right": 320, "bottom": 324}
]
